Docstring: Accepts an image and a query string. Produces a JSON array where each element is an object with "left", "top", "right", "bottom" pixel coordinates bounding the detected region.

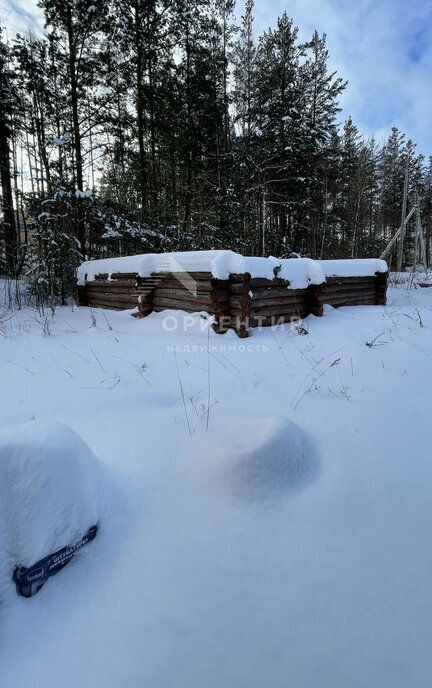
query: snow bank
[
  {"left": 185, "top": 415, "right": 306, "bottom": 499},
  {"left": 319, "top": 258, "right": 388, "bottom": 277},
  {"left": 0, "top": 422, "right": 103, "bottom": 603},
  {"left": 78, "top": 251, "right": 325, "bottom": 289}
]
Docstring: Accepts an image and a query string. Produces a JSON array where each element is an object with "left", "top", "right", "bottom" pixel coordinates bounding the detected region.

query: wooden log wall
[
  {"left": 217, "top": 275, "right": 327, "bottom": 337},
  {"left": 318, "top": 272, "right": 388, "bottom": 309},
  {"left": 76, "top": 273, "right": 144, "bottom": 313},
  {"left": 76, "top": 268, "right": 388, "bottom": 337},
  {"left": 76, "top": 271, "right": 227, "bottom": 321},
  {"left": 151, "top": 272, "right": 229, "bottom": 322}
]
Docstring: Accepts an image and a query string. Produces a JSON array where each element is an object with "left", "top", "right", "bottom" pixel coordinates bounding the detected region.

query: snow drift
[
  {"left": 185, "top": 415, "right": 307, "bottom": 499},
  {"left": 0, "top": 421, "right": 103, "bottom": 604}
]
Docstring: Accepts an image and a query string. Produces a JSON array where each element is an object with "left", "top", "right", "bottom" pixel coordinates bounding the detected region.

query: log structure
[
  {"left": 318, "top": 271, "right": 388, "bottom": 309},
  {"left": 76, "top": 271, "right": 233, "bottom": 322},
  {"left": 76, "top": 255, "right": 388, "bottom": 338},
  {"left": 76, "top": 270, "right": 323, "bottom": 338},
  {"left": 225, "top": 274, "right": 325, "bottom": 338}
]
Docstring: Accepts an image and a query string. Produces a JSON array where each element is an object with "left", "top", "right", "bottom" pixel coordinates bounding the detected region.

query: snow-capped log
[
  {"left": 0, "top": 422, "right": 103, "bottom": 602},
  {"left": 76, "top": 252, "right": 388, "bottom": 337}
]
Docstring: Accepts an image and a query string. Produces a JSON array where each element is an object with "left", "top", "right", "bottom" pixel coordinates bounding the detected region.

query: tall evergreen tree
[
  {"left": 254, "top": 13, "right": 305, "bottom": 255},
  {"left": 300, "top": 31, "right": 346, "bottom": 256},
  {"left": 232, "top": 0, "right": 259, "bottom": 248},
  {"left": 0, "top": 25, "right": 18, "bottom": 275}
]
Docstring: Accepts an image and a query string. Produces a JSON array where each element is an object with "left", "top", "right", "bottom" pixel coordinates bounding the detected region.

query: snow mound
[
  {"left": 185, "top": 415, "right": 306, "bottom": 499},
  {"left": 318, "top": 258, "right": 388, "bottom": 277},
  {"left": 78, "top": 250, "right": 325, "bottom": 289},
  {"left": 269, "top": 256, "right": 326, "bottom": 288},
  {"left": 0, "top": 422, "right": 103, "bottom": 603}
]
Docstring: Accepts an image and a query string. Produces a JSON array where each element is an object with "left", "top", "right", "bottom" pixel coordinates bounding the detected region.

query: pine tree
[
  {"left": 0, "top": 25, "right": 18, "bottom": 275},
  {"left": 300, "top": 31, "right": 346, "bottom": 256},
  {"left": 379, "top": 127, "right": 407, "bottom": 265},
  {"left": 254, "top": 13, "right": 305, "bottom": 255},
  {"left": 232, "top": 0, "right": 259, "bottom": 249}
]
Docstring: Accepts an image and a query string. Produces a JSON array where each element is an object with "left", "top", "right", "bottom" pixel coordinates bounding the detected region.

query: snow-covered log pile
[
  {"left": 318, "top": 259, "right": 388, "bottom": 308},
  {"left": 76, "top": 252, "right": 388, "bottom": 336}
]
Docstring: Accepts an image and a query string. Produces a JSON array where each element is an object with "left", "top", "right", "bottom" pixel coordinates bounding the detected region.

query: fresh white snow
[
  {"left": 390, "top": 270, "right": 432, "bottom": 286},
  {"left": 0, "top": 281, "right": 431, "bottom": 688},
  {"left": 185, "top": 414, "right": 305, "bottom": 499},
  {"left": 77, "top": 250, "right": 326, "bottom": 288},
  {"left": 319, "top": 258, "right": 388, "bottom": 277}
]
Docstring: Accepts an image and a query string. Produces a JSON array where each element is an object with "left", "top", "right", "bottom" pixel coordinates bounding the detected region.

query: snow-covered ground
[{"left": 1, "top": 283, "right": 432, "bottom": 688}]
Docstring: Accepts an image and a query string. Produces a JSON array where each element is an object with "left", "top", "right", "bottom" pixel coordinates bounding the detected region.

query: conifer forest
[{"left": 1, "top": 0, "right": 431, "bottom": 302}]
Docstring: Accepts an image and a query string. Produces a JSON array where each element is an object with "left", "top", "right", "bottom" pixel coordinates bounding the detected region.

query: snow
[
  {"left": 78, "top": 250, "right": 326, "bottom": 288},
  {"left": 75, "top": 189, "right": 93, "bottom": 199},
  {"left": 1, "top": 282, "right": 432, "bottom": 687},
  {"left": 0, "top": 421, "right": 103, "bottom": 605},
  {"left": 319, "top": 258, "right": 388, "bottom": 277},
  {"left": 390, "top": 270, "right": 432, "bottom": 287},
  {"left": 185, "top": 414, "right": 305, "bottom": 499},
  {"left": 271, "top": 256, "right": 326, "bottom": 287}
]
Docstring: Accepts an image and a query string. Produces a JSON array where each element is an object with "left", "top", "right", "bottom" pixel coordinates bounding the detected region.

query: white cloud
[{"left": 0, "top": 0, "right": 43, "bottom": 37}]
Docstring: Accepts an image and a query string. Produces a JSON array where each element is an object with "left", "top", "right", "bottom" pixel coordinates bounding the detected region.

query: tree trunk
[
  {"left": 66, "top": 4, "right": 85, "bottom": 256},
  {"left": 134, "top": 3, "right": 148, "bottom": 220},
  {"left": 0, "top": 93, "right": 17, "bottom": 275}
]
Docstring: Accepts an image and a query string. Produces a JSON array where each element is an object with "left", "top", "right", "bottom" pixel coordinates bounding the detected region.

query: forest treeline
[{"left": 0, "top": 0, "right": 431, "bottom": 302}]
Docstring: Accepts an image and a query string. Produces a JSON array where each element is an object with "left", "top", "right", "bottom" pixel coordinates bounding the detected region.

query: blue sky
[{"left": 2, "top": 0, "right": 432, "bottom": 155}]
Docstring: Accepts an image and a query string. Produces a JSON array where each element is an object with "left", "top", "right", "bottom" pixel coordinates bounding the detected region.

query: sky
[{"left": 1, "top": 0, "right": 432, "bottom": 156}]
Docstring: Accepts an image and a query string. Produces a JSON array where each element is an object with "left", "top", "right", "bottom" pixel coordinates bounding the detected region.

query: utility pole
[
  {"left": 380, "top": 205, "right": 415, "bottom": 260},
  {"left": 397, "top": 168, "right": 409, "bottom": 271},
  {"left": 418, "top": 219, "right": 428, "bottom": 273}
]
